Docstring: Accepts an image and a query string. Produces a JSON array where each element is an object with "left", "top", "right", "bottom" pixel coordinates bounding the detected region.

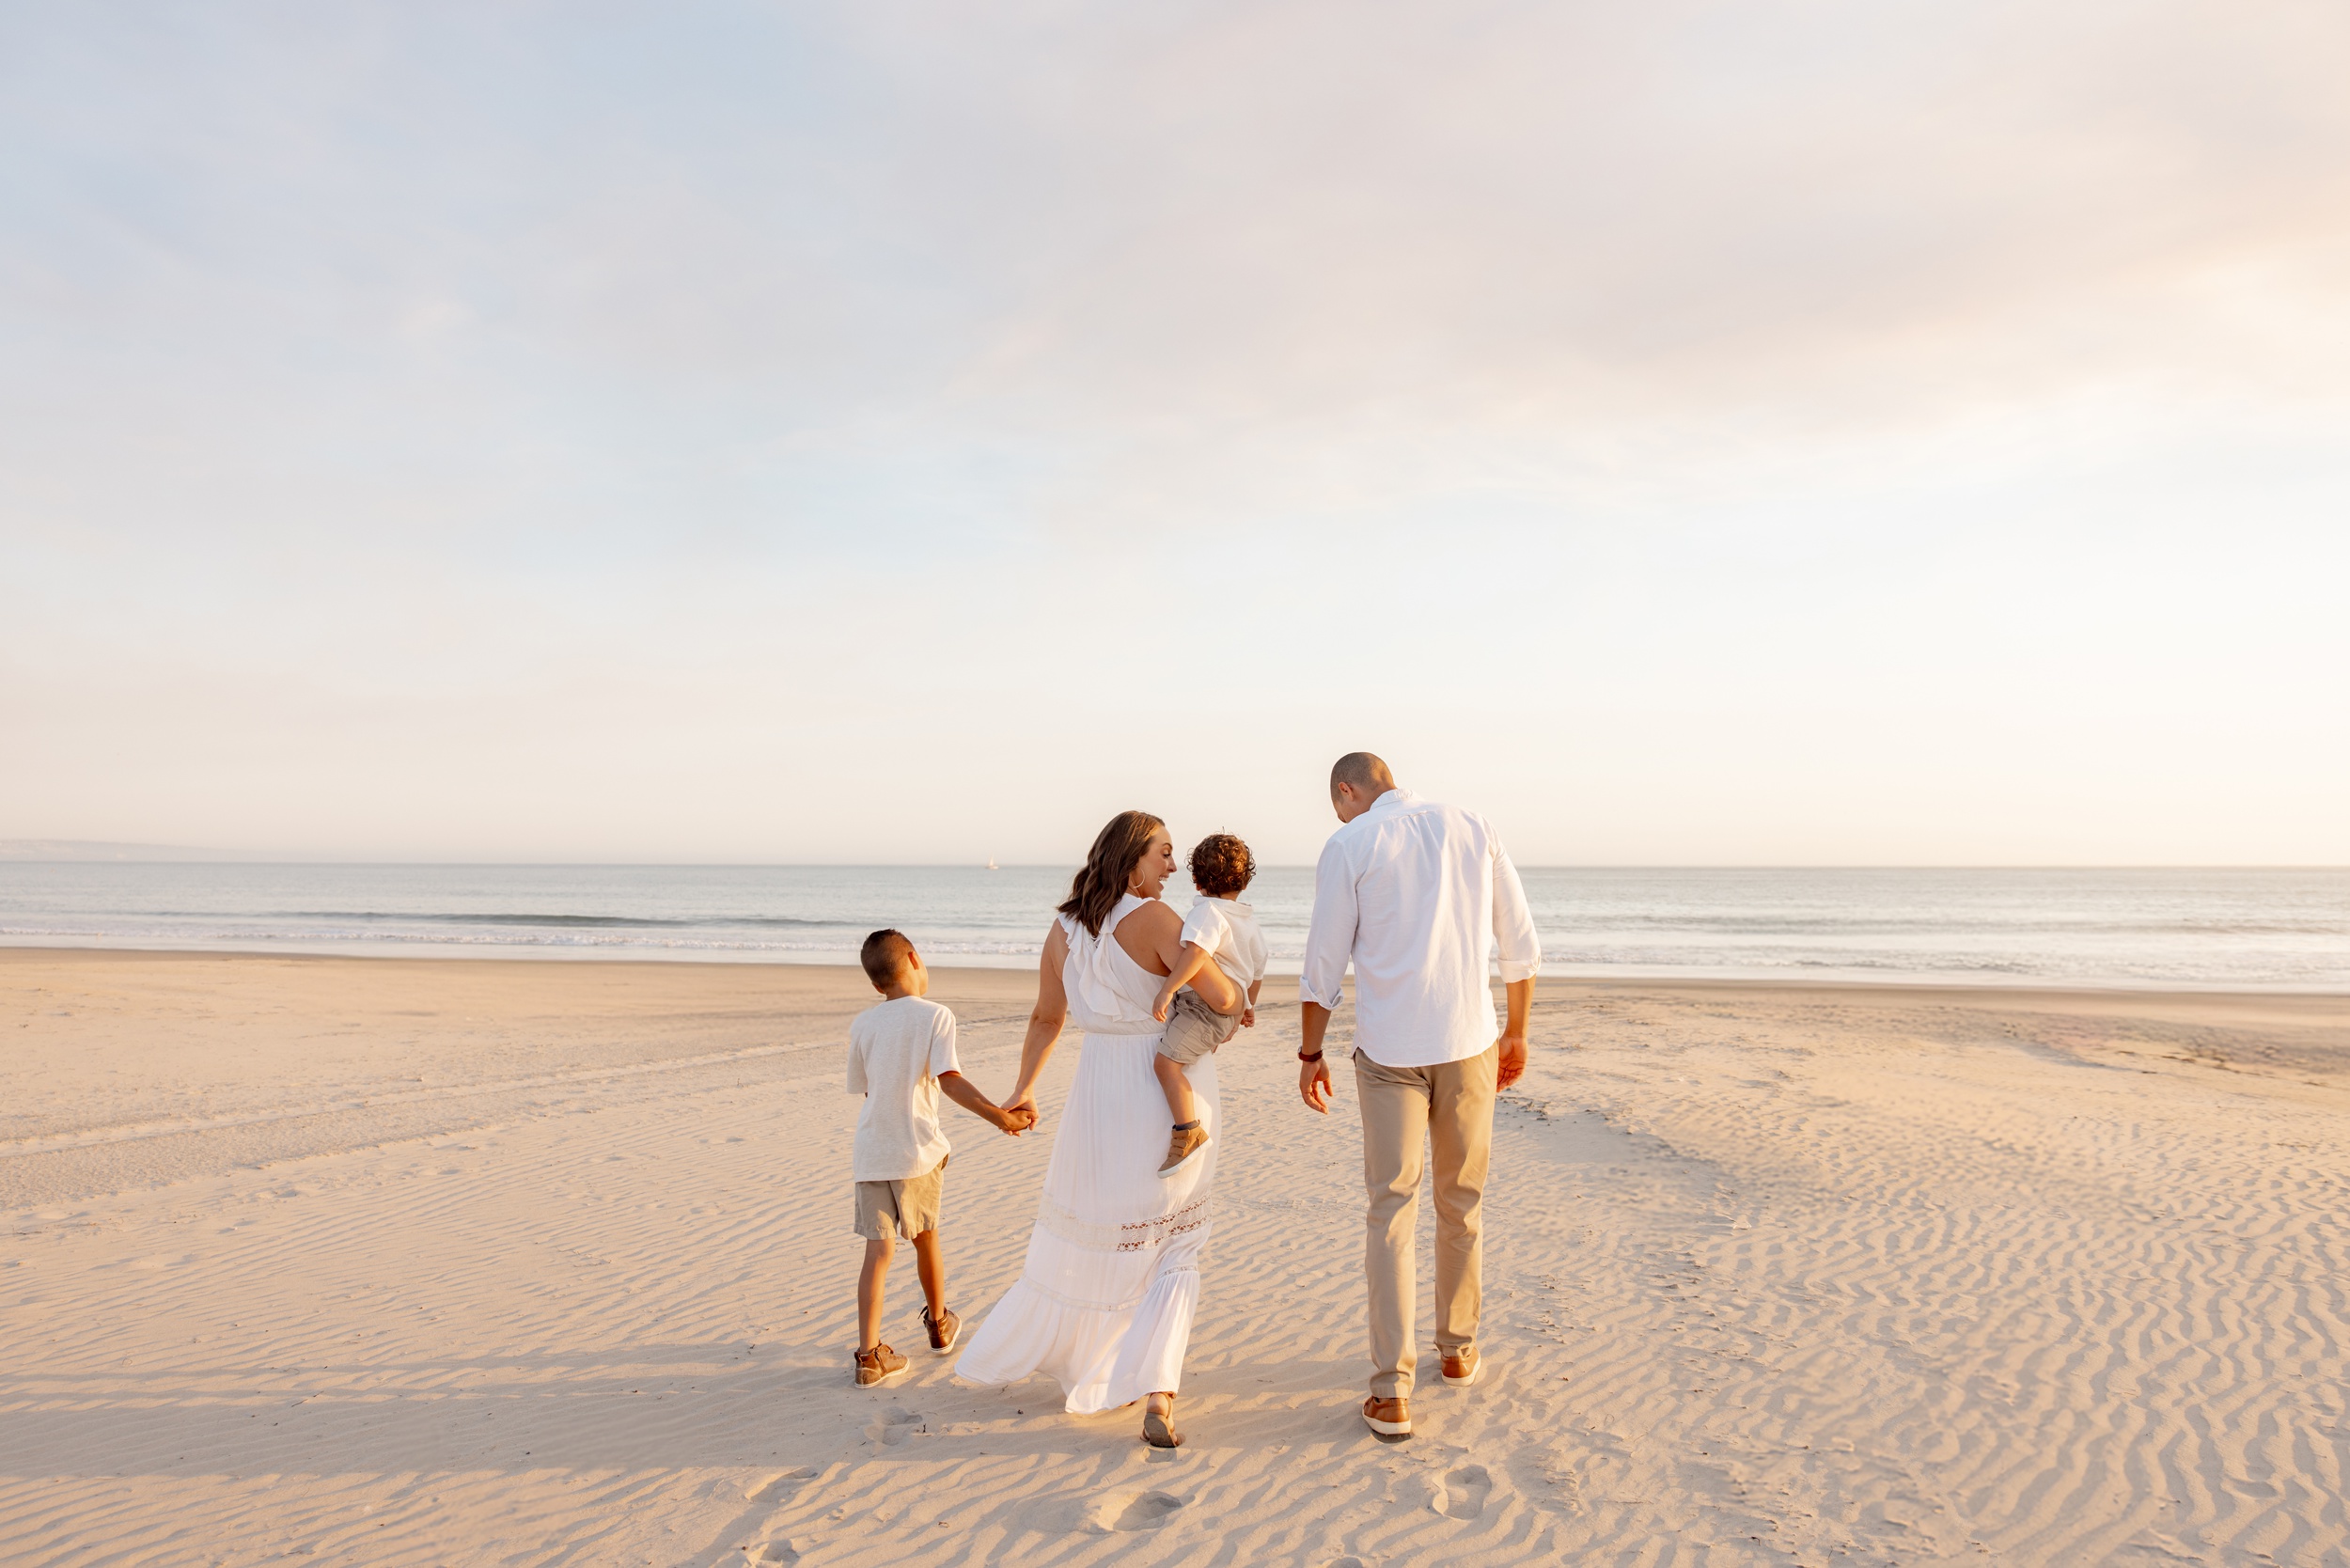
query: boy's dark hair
[
  {"left": 1187, "top": 833, "right": 1256, "bottom": 898},
  {"left": 860, "top": 928, "right": 916, "bottom": 987}
]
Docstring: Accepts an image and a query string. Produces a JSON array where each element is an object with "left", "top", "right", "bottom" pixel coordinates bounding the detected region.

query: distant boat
[{"left": 985, "top": 856, "right": 998, "bottom": 870}]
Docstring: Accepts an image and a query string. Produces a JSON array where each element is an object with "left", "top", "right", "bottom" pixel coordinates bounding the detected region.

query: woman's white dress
[{"left": 955, "top": 894, "right": 1216, "bottom": 1413}]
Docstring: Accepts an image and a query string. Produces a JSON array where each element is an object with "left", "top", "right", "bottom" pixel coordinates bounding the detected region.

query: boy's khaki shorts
[
  {"left": 854, "top": 1155, "right": 946, "bottom": 1241},
  {"left": 1157, "top": 988, "right": 1244, "bottom": 1068}
]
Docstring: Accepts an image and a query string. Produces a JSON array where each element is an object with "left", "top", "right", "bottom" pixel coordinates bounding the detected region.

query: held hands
[{"left": 999, "top": 1091, "right": 1040, "bottom": 1136}]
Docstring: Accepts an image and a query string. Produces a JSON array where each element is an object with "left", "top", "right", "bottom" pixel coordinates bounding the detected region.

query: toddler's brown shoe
[
  {"left": 1440, "top": 1346, "right": 1480, "bottom": 1387},
  {"left": 854, "top": 1343, "right": 908, "bottom": 1388},
  {"left": 1158, "top": 1121, "right": 1210, "bottom": 1176},
  {"left": 923, "top": 1307, "right": 962, "bottom": 1355}
]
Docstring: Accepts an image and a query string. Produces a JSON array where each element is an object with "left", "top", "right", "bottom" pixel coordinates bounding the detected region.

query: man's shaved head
[{"left": 1330, "top": 752, "right": 1396, "bottom": 798}]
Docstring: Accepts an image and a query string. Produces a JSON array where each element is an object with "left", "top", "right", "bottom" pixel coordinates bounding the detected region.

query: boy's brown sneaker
[
  {"left": 923, "top": 1307, "right": 962, "bottom": 1355},
  {"left": 1440, "top": 1346, "right": 1480, "bottom": 1387},
  {"left": 1361, "top": 1394, "right": 1411, "bottom": 1441},
  {"left": 854, "top": 1343, "right": 909, "bottom": 1388},
  {"left": 1158, "top": 1121, "right": 1210, "bottom": 1176}
]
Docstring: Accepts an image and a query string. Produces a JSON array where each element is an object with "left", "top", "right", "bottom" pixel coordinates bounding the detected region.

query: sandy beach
[{"left": 3, "top": 949, "right": 2346, "bottom": 1567}]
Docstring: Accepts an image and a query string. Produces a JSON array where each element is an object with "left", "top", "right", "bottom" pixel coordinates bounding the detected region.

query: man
[{"left": 1298, "top": 752, "right": 1540, "bottom": 1441}]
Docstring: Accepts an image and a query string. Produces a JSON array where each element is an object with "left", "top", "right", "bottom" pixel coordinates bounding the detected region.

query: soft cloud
[{"left": 1, "top": 2, "right": 2344, "bottom": 862}]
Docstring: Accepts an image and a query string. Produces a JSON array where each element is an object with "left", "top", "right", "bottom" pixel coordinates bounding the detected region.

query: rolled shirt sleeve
[
  {"left": 1491, "top": 840, "right": 1542, "bottom": 983},
  {"left": 1298, "top": 835, "right": 1358, "bottom": 1010}
]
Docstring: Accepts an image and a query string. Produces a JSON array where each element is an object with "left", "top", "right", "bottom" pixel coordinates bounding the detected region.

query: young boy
[
  {"left": 846, "top": 928, "right": 1032, "bottom": 1387},
  {"left": 1150, "top": 833, "right": 1267, "bottom": 1176}
]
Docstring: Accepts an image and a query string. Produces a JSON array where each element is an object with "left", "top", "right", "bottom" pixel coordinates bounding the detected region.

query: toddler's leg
[
  {"left": 1153, "top": 1051, "right": 1210, "bottom": 1176},
  {"left": 1153, "top": 1052, "right": 1197, "bottom": 1125},
  {"left": 856, "top": 1237, "right": 892, "bottom": 1352}
]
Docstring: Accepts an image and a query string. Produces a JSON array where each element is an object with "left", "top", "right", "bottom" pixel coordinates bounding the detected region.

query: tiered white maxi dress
[{"left": 955, "top": 894, "right": 1216, "bottom": 1413}]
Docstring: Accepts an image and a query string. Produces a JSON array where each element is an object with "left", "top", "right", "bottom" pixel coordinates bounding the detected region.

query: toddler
[{"left": 1151, "top": 833, "right": 1266, "bottom": 1176}]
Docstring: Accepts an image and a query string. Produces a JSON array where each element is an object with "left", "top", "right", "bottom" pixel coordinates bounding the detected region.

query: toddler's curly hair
[{"left": 1187, "top": 833, "right": 1257, "bottom": 898}]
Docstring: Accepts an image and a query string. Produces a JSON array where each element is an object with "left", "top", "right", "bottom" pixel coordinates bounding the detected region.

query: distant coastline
[{"left": 0, "top": 839, "right": 235, "bottom": 862}]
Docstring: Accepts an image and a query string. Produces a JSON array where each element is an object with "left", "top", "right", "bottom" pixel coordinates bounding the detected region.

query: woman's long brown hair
[{"left": 1058, "top": 810, "right": 1167, "bottom": 936}]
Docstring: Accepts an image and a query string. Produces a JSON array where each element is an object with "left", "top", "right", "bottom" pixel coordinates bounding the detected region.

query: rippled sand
[{"left": 2, "top": 949, "right": 2345, "bottom": 1566}]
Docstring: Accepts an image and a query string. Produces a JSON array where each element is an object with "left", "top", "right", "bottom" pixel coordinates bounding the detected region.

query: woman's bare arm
[{"left": 1006, "top": 921, "right": 1071, "bottom": 1116}]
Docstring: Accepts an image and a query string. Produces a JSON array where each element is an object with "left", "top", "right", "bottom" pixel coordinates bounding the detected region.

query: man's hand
[
  {"left": 1496, "top": 1033, "right": 1528, "bottom": 1090},
  {"left": 998, "top": 1104, "right": 1038, "bottom": 1136},
  {"left": 1495, "top": 978, "right": 1535, "bottom": 1090},
  {"left": 1299, "top": 1055, "right": 1332, "bottom": 1114}
]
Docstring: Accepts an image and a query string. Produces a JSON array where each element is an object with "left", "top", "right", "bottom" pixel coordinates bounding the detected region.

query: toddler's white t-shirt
[
  {"left": 845, "top": 996, "right": 961, "bottom": 1181},
  {"left": 1180, "top": 899, "right": 1268, "bottom": 993}
]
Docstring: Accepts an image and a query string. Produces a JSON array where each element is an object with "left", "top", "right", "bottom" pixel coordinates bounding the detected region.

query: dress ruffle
[{"left": 957, "top": 1027, "right": 1216, "bottom": 1413}]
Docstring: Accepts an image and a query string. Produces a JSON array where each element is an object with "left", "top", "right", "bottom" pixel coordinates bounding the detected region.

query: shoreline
[{"left": 4, "top": 941, "right": 2345, "bottom": 1001}]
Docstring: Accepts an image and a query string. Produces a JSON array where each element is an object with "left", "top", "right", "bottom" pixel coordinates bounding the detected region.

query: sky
[{"left": 2, "top": 1, "right": 2346, "bottom": 867}]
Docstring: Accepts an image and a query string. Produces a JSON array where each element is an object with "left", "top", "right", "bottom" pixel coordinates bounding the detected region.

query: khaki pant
[{"left": 1354, "top": 1044, "right": 1496, "bottom": 1400}]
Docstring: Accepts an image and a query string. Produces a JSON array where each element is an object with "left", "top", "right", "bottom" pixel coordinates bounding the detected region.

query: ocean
[{"left": 1, "top": 863, "right": 2343, "bottom": 992}]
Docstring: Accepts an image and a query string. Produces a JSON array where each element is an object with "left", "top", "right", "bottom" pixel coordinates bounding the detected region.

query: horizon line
[{"left": 4, "top": 856, "right": 2346, "bottom": 872}]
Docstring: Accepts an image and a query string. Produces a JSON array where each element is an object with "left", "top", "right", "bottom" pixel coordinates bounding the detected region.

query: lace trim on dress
[
  {"left": 1119, "top": 1195, "right": 1211, "bottom": 1252},
  {"left": 1038, "top": 1193, "right": 1212, "bottom": 1254}
]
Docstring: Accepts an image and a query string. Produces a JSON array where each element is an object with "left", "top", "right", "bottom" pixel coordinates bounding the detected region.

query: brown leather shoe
[
  {"left": 1158, "top": 1121, "right": 1210, "bottom": 1176},
  {"left": 923, "top": 1307, "right": 962, "bottom": 1355},
  {"left": 854, "top": 1342, "right": 908, "bottom": 1388},
  {"left": 1361, "top": 1394, "right": 1411, "bottom": 1441},
  {"left": 1440, "top": 1345, "right": 1480, "bottom": 1387}
]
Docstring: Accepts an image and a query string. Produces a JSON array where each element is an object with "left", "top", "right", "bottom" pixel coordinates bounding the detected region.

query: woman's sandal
[{"left": 1142, "top": 1394, "right": 1183, "bottom": 1449}]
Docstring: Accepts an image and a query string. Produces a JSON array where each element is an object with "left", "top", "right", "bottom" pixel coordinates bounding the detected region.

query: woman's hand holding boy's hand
[{"left": 995, "top": 1103, "right": 1038, "bottom": 1136}]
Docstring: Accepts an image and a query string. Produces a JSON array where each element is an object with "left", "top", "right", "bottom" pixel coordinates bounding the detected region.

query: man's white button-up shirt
[{"left": 1299, "top": 789, "right": 1542, "bottom": 1068}]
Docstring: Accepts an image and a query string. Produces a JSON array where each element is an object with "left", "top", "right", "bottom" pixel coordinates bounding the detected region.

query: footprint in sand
[
  {"left": 1090, "top": 1490, "right": 1184, "bottom": 1531},
  {"left": 745, "top": 1469, "right": 818, "bottom": 1502},
  {"left": 867, "top": 1408, "right": 926, "bottom": 1445},
  {"left": 1431, "top": 1465, "right": 1494, "bottom": 1520},
  {"left": 744, "top": 1541, "right": 798, "bottom": 1563},
  {"left": 1328, "top": 1559, "right": 1370, "bottom": 1568}
]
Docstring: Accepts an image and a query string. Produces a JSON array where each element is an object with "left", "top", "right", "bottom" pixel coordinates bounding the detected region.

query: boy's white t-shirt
[
  {"left": 845, "top": 995, "right": 962, "bottom": 1182},
  {"left": 1180, "top": 898, "right": 1268, "bottom": 992}
]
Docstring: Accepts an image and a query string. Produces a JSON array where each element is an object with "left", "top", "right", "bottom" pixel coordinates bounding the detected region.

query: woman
[{"left": 954, "top": 810, "right": 1242, "bottom": 1448}]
